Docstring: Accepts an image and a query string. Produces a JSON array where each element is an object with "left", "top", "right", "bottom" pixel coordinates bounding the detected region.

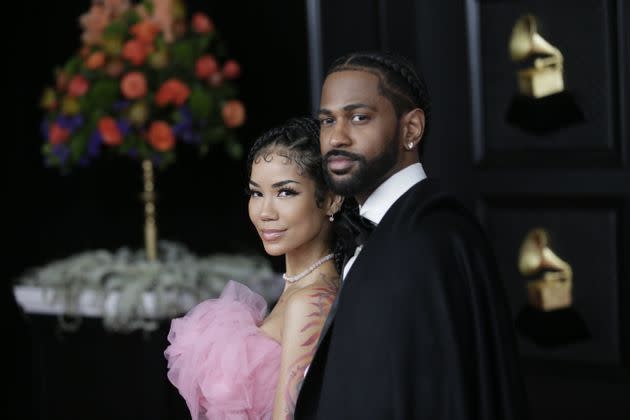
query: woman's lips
[
  {"left": 327, "top": 156, "right": 355, "bottom": 173},
  {"left": 261, "top": 229, "right": 286, "bottom": 241}
]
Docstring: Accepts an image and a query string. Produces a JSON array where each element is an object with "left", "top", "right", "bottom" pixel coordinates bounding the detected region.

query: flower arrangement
[{"left": 39, "top": 0, "right": 246, "bottom": 170}]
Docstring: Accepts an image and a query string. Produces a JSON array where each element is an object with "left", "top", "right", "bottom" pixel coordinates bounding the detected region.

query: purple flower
[
  {"left": 51, "top": 144, "right": 70, "bottom": 165},
  {"left": 40, "top": 119, "right": 50, "bottom": 139},
  {"left": 57, "top": 115, "right": 84, "bottom": 132},
  {"left": 173, "top": 107, "right": 200, "bottom": 143},
  {"left": 117, "top": 118, "right": 132, "bottom": 136},
  {"left": 87, "top": 130, "right": 103, "bottom": 158},
  {"left": 113, "top": 100, "right": 131, "bottom": 112}
]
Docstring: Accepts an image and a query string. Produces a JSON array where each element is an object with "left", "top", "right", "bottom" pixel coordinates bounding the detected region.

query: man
[{"left": 294, "top": 51, "right": 528, "bottom": 419}]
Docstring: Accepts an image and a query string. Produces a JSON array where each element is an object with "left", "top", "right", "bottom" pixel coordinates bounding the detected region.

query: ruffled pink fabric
[{"left": 165, "top": 281, "right": 281, "bottom": 420}]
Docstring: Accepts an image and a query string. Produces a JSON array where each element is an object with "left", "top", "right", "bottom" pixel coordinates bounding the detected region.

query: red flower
[
  {"left": 49, "top": 123, "right": 70, "bottom": 145},
  {"left": 192, "top": 12, "right": 214, "bottom": 34},
  {"left": 222, "top": 59, "right": 241, "bottom": 80},
  {"left": 121, "top": 72, "right": 148, "bottom": 99},
  {"left": 222, "top": 100, "right": 246, "bottom": 128},
  {"left": 155, "top": 79, "right": 190, "bottom": 107},
  {"left": 122, "top": 39, "right": 150, "bottom": 66},
  {"left": 195, "top": 55, "right": 218, "bottom": 79},
  {"left": 130, "top": 20, "right": 161, "bottom": 45},
  {"left": 67, "top": 75, "right": 89, "bottom": 97},
  {"left": 98, "top": 117, "right": 123, "bottom": 146},
  {"left": 147, "top": 121, "right": 175, "bottom": 151}
]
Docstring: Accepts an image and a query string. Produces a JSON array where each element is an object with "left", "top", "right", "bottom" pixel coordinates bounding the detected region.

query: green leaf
[
  {"left": 103, "top": 20, "right": 127, "bottom": 39},
  {"left": 86, "top": 79, "right": 120, "bottom": 112},
  {"left": 171, "top": 40, "right": 195, "bottom": 69},
  {"left": 202, "top": 126, "right": 227, "bottom": 144},
  {"left": 189, "top": 87, "right": 212, "bottom": 120},
  {"left": 224, "top": 139, "right": 242, "bottom": 159},
  {"left": 63, "top": 55, "right": 82, "bottom": 75}
]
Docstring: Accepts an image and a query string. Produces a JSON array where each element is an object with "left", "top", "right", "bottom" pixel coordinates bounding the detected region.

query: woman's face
[{"left": 248, "top": 151, "right": 330, "bottom": 256}]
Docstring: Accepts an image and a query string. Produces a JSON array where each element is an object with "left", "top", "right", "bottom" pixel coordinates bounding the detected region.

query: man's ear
[{"left": 401, "top": 108, "right": 425, "bottom": 150}]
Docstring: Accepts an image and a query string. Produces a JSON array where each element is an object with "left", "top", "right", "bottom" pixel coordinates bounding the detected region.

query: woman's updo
[{"left": 246, "top": 117, "right": 355, "bottom": 274}]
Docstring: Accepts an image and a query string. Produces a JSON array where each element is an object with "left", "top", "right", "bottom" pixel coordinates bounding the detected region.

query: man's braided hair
[{"left": 327, "top": 51, "right": 431, "bottom": 158}]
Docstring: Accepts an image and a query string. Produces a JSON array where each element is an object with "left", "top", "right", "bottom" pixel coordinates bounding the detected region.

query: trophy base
[
  {"left": 506, "top": 91, "right": 584, "bottom": 134},
  {"left": 515, "top": 305, "right": 590, "bottom": 348}
]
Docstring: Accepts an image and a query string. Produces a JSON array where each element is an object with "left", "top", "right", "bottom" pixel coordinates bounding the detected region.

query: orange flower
[
  {"left": 130, "top": 20, "right": 161, "bottom": 44},
  {"left": 192, "top": 12, "right": 214, "bottom": 33},
  {"left": 67, "top": 75, "right": 89, "bottom": 97},
  {"left": 49, "top": 123, "right": 70, "bottom": 145},
  {"left": 222, "top": 59, "right": 241, "bottom": 80},
  {"left": 98, "top": 117, "right": 123, "bottom": 145},
  {"left": 222, "top": 100, "right": 246, "bottom": 128},
  {"left": 122, "top": 39, "right": 149, "bottom": 66},
  {"left": 147, "top": 121, "right": 175, "bottom": 151},
  {"left": 195, "top": 55, "right": 218, "bottom": 79},
  {"left": 85, "top": 51, "right": 106, "bottom": 69},
  {"left": 155, "top": 79, "right": 190, "bottom": 107},
  {"left": 121, "top": 72, "right": 148, "bottom": 99}
]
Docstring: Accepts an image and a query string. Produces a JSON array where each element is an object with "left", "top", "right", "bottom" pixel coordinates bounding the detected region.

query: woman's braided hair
[
  {"left": 327, "top": 51, "right": 431, "bottom": 158},
  {"left": 246, "top": 117, "right": 355, "bottom": 274}
]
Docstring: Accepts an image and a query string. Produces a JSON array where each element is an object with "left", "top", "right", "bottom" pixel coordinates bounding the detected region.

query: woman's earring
[
  {"left": 329, "top": 214, "right": 335, "bottom": 222},
  {"left": 406, "top": 142, "right": 414, "bottom": 150}
]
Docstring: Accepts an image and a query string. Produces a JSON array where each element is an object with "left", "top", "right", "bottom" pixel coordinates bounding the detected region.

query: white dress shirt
[{"left": 342, "top": 163, "right": 427, "bottom": 279}]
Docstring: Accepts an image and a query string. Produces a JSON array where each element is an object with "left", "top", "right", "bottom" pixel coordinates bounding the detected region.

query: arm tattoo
[{"left": 282, "top": 277, "right": 338, "bottom": 417}]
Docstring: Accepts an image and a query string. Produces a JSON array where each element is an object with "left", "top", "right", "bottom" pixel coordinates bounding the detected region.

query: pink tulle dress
[{"left": 165, "top": 280, "right": 281, "bottom": 420}]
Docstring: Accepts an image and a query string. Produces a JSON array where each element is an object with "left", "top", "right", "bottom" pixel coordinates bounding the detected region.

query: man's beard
[{"left": 322, "top": 126, "right": 399, "bottom": 197}]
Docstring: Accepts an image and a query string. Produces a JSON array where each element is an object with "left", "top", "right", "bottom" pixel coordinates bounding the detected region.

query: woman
[{"left": 164, "top": 117, "right": 351, "bottom": 419}]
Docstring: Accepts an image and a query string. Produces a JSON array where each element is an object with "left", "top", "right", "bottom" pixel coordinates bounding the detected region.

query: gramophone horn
[
  {"left": 518, "top": 228, "right": 572, "bottom": 277},
  {"left": 509, "top": 14, "right": 563, "bottom": 63}
]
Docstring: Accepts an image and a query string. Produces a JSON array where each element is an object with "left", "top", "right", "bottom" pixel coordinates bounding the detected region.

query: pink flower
[
  {"left": 222, "top": 59, "right": 241, "bottom": 80},
  {"left": 120, "top": 72, "right": 148, "bottom": 99},
  {"left": 147, "top": 121, "right": 175, "bottom": 151},
  {"left": 67, "top": 75, "right": 89, "bottom": 97},
  {"left": 122, "top": 39, "right": 150, "bottom": 66},
  {"left": 195, "top": 55, "right": 218, "bottom": 79},
  {"left": 222, "top": 100, "right": 246, "bottom": 128},
  {"left": 192, "top": 12, "right": 214, "bottom": 33}
]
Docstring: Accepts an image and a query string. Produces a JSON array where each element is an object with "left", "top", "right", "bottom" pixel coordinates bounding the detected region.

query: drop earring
[{"left": 329, "top": 214, "right": 335, "bottom": 222}]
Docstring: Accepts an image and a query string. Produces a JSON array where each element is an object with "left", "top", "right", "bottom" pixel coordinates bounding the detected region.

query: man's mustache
[{"left": 324, "top": 150, "right": 363, "bottom": 162}]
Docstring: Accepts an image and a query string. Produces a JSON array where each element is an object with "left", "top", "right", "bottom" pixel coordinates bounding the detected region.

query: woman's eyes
[
  {"left": 248, "top": 188, "right": 298, "bottom": 198},
  {"left": 277, "top": 188, "right": 298, "bottom": 197}
]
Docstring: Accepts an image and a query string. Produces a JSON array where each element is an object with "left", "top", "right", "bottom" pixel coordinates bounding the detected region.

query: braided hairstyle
[
  {"left": 246, "top": 117, "right": 356, "bottom": 274},
  {"left": 326, "top": 51, "right": 431, "bottom": 158}
]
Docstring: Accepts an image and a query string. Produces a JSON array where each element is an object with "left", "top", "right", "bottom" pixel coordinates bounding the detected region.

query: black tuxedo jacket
[{"left": 294, "top": 179, "right": 528, "bottom": 419}]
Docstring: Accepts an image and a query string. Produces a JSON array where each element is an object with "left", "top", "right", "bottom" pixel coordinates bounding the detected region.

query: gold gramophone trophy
[
  {"left": 505, "top": 14, "right": 584, "bottom": 132},
  {"left": 509, "top": 14, "right": 564, "bottom": 98},
  {"left": 518, "top": 228, "right": 572, "bottom": 311}
]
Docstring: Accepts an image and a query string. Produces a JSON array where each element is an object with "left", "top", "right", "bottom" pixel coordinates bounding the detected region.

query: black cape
[{"left": 295, "top": 179, "right": 528, "bottom": 419}]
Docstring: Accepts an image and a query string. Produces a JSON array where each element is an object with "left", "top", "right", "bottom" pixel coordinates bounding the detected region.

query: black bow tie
[{"left": 343, "top": 211, "right": 376, "bottom": 247}]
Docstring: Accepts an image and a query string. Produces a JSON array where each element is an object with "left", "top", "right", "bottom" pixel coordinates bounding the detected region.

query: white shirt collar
[{"left": 359, "top": 163, "right": 427, "bottom": 225}]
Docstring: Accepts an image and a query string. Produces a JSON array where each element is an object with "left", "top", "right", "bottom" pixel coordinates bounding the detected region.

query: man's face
[{"left": 318, "top": 70, "right": 402, "bottom": 202}]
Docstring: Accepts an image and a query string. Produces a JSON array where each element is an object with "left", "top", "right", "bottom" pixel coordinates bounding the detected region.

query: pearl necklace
[{"left": 283, "top": 253, "right": 335, "bottom": 283}]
